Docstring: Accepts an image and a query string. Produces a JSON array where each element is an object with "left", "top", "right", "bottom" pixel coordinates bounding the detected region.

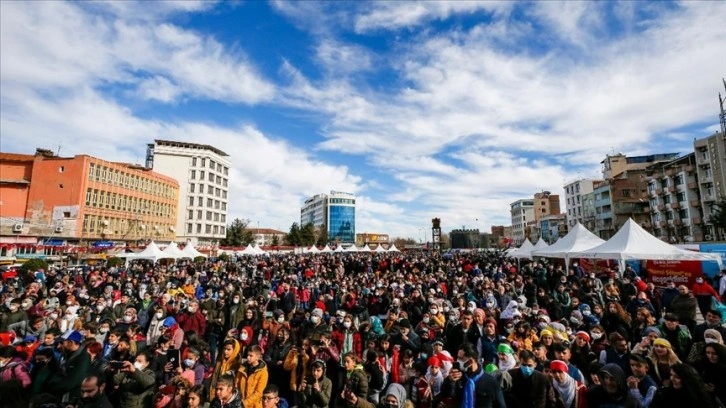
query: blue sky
[{"left": 1, "top": 1, "right": 725, "bottom": 239}]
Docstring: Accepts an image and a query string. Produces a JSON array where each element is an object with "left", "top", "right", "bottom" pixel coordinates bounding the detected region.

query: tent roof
[
  {"left": 344, "top": 245, "right": 359, "bottom": 252},
  {"left": 333, "top": 245, "right": 344, "bottom": 252},
  {"left": 162, "top": 242, "right": 189, "bottom": 259},
  {"left": 182, "top": 243, "right": 206, "bottom": 258},
  {"left": 387, "top": 243, "right": 400, "bottom": 252},
  {"left": 359, "top": 244, "right": 372, "bottom": 252},
  {"left": 127, "top": 241, "right": 168, "bottom": 261},
  {"left": 570, "top": 218, "right": 722, "bottom": 265},
  {"left": 374, "top": 244, "right": 387, "bottom": 252},
  {"left": 321, "top": 244, "right": 332, "bottom": 253},
  {"left": 533, "top": 238, "right": 550, "bottom": 250},
  {"left": 237, "top": 244, "right": 257, "bottom": 256},
  {"left": 531, "top": 223, "right": 606, "bottom": 259},
  {"left": 308, "top": 245, "right": 320, "bottom": 253},
  {"left": 510, "top": 239, "right": 535, "bottom": 259}
]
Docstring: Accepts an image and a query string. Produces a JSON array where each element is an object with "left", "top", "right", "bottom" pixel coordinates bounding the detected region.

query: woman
[
  {"left": 155, "top": 376, "right": 193, "bottom": 408},
  {"left": 651, "top": 364, "right": 719, "bottom": 408},
  {"left": 570, "top": 331, "right": 595, "bottom": 379},
  {"left": 603, "top": 284, "right": 621, "bottom": 304},
  {"left": 496, "top": 343, "right": 517, "bottom": 371},
  {"left": 631, "top": 326, "right": 661, "bottom": 356},
  {"left": 550, "top": 360, "right": 587, "bottom": 408},
  {"left": 263, "top": 327, "right": 293, "bottom": 399},
  {"left": 298, "top": 359, "right": 333, "bottom": 408},
  {"left": 186, "top": 384, "right": 208, "bottom": 408},
  {"left": 646, "top": 338, "right": 681, "bottom": 386},
  {"left": 363, "top": 349, "right": 385, "bottom": 403},
  {"left": 508, "top": 321, "right": 538, "bottom": 352},
  {"left": 236, "top": 308, "right": 261, "bottom": 334},
  {"left": 631, "top": 308, "right": 658, "bottom": 347},
  {"left": 209, "top": 339, "right": 242, "bottom": 400},
  {"left": 86, "top": 340, "right": 110, "bottom": 374},
  {"left": 599, "top": 302, "right": 631, "bottom": 341},
  {"left": 342, "top": 352, "right": 368, "bottom": 401},
  {"left": 698, "top": 343, "right": 726, "bottom": 404},
  {"left": 147, "top": 306, "right": 168, "bottom": 347},
  {"left": 589, "top": 324, "right": 609, "bottom": 356},
  {"left": 688, "top": 328, "right": 724, "bottom": 365}
]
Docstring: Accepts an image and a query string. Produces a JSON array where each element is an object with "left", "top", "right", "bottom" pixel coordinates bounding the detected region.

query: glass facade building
[
  {"left": 329, "top": 205, "right": 355, "bottom": 242},
  {"left": 300, "top": 191, "right": 356, "bottom": 243}
]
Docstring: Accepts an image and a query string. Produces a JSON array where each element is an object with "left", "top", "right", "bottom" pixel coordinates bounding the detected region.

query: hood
[
  {"left": 221, "top": 340, "right": 242, "bottom": 373},
  {"left": 599, "top": 363, "right": 627, "bottom": 395},
  {"left": 385, "top": 383, "right": 408, "bottom": 408},
  {"left": 240, "top": 326, "right": 254, "bottom": 345}
]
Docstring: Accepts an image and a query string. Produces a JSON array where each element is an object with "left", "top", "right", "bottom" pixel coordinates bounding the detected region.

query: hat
[
  {"left": 644, "top": 326, "right": 662, "bottom": 337},
  {"left": 540, "top": 329, "right": 553, "bottom": 338},
  {"left": 398, "top": 319, "right": 411, "bottom": 329},
  {"left": 61, "top": 330, "right": 83, "bottom": 344},
  {"left": 427, "top": 356, "right": 442, "bottom": 368},
  {"left": 653, "top": 338, "right": 672, "bottom": 349},
  {"left": 23, "top": 335, "right": 37, "bottom": 343},
  {"left": 575, "top": 331, "right": 590, "bottom": 343},
  {"left": 312, "top": 308, "right": 324, "bottom": 319},
  {"left": 433, "top": 339, "right": 444, "bottom": 347},
  {"left": 162, "top": 316, "right": 177, "bottom": 328},
  {"left": 497, "top": 343, "right": 514, "bottom": 355},
  {"left": 485, "top": 363, "right": 498, "bottom": 373},
  {"left": 550, "top": 360, "right": 568, "bottom": 373},
  {"left": 704, "top": 329, "right": 723, "bottom": 344}
]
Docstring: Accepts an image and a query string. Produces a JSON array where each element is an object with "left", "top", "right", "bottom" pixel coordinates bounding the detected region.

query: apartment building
[
  {"left": 563, "top": 179, "right": 599, "bottom": 228},
  {"left": 694, "top": 132, "right": 726, "bottom": 240}
]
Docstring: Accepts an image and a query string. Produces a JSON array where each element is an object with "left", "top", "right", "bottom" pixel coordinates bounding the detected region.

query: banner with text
[{"left": 645, "top": 260, "right": 703, "bottom": 287}]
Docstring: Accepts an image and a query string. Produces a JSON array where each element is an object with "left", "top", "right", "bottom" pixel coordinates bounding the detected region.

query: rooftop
[
  {"left": 0, "top": 153, "right": 35, "bottom": 162},
  {"left": 154, "top": 139, "right": 229, "bottom": 157}
]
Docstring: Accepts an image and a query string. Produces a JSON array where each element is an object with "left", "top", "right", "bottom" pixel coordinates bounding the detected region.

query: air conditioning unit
[
  {"left": 169, "top": 226, "right": 175, "bottom": 232},
  {"left": 54, "top": 226, "right": 63, "bottom": 233},
  {"left": 102, "top": 220, "right": 109, "bottom": 226},
  {"left": 12, "top": 223, "right": 23, "bottom": 232},
  {"left": 705, "top": 234, "right": 713, "bottom": 241}
]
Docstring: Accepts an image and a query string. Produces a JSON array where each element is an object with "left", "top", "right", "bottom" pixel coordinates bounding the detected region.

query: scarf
[
  {"left": 553, "top": 374, "right": 577, "bottom": 408},
  {"left": 463, "top": 368, "right": 485, "bottom": 408},
  {"left": 342, "top": 331, "right": 353, "bottom": 366},
  {"left": 498, "top": 354, "right": 516, "bottom": 371}
]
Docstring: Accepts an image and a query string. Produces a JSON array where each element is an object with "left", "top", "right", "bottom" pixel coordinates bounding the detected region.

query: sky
[{"left": 1, "top": 1, "right": 725, "bottom": 240}]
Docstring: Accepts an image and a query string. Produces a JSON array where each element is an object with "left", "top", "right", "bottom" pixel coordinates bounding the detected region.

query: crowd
[{"left": 2, "top": 250, "right": 726, "bottom": 408}]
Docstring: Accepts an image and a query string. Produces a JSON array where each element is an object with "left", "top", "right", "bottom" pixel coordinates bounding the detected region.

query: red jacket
[
  {"left": 331, "top": 329, "right": 362, "bottom": 359},
  {"left": 692, "top": 282, "right": 721, "bottom": 301},
  {"left": 177, "top": 311, "right": 207, "bottom": 336}
]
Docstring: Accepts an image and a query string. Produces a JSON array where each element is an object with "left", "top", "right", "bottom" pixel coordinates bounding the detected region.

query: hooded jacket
[
  {"left": 238, "top": 360, "right": 268, "bottom": 408},
  {"left": 585, "top": 364, "right": 641, "bottom": 408},
  {"left": 299, "top": 363, "right": 333, "bottom": 408}
]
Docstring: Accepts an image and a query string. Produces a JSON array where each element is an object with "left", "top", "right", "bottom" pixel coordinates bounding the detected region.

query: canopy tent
[
  {"left": 182, "top": 243, "right": 207, "bottom": 258},
  {"left": 531, "top": 222, "right": 605, "bottom": 264},
  {"left": 237, "top": 244, "right": 257, "bottom": 256},
  {"left": 374, "top": 244, "right": 387, "bottom": 253},
  {"left": 387, "top": 244, "right": 400, "bottom": 252},
  {"left": 308, "top": 245, "right": 320, "bottom": 254},
  {"left": 359, "top": 244, "right": 372, "bottom": 252},
  {"left": 321, "top": 244, "right": 332, "bottom": 253},
  {"left": 161, "top": 242, "right": 189, "bottom": 259},
  {"left": 569, "top": 218, "right": 723, "bottom": 270},
  {"left": 509, "top": 239, "right": 535, "bottom": 259},
  {"left": 533, "top": 238, "right": 550, "bottom": 250},
  {"left": 344, "top": 245, "right": 359, "bottom": 252},
  {"left": 253, "top": 245, "right": 266, "bottom": 255},
  {"left": 123, "top": 241, "right": 168, "bottom": 262},
  {"left": 333, "top": 245, "right": 345, "bottom": 253}
]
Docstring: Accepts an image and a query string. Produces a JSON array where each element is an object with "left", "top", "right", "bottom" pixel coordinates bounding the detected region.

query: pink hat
[{"left": 550, "top": 360, "right": 568, "bottom": 373}]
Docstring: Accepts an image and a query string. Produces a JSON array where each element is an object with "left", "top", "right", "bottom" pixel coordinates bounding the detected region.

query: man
[
  {"left": 586, "top": 364, "right": 641, "bottom": 408},
  {"left": 46, "top": 330, "right": 91, "bottom": 402},
  {"left": 693, "top": 309, "right": 726, "bottom": 343},
  {"left": 552, "top": 343, "right": 585, "bottom": 384},
  {"left": 211, "top": 374, "right": 243, "bottom": 408},
  {"left": 393, "top": 319, "right": 421, "bottom": 354},
  {"left": 112, "top": 351, "right": 156, "bottom": 408},
  {"left": 656, "top": 313, "right": 692, "bottom": 361},
  {"left": 669, "top": 285, "right": 698, "bottom": 332},
  {"left": 532, "top": 341, "right": 549, "bottom": 371},
  {"left": 598, "top": 333, "right": 631, "bottom": 376},
  {"left": 8, "top": 315, "right": 47, "bottom": 340},
  {"left": 238, "top": 345, "right": 268, "bottom": 408},
  {"left": 506, "top": 350, "right": 555, "bottom": 408},
  {"left": 626, "top": 354, "right": 657, "bottom": 408},
  {"left": 457, "top": 344, "right": 506, "bottom": 408},
  {"left": 262, "top": 384, "right": 290, "bottom": 408},
  {"left": 77, "top": 374, "right": 113, "bottom": 408},
  {"left": 445, "top": 310, "right": 480, "bottom": 357}
]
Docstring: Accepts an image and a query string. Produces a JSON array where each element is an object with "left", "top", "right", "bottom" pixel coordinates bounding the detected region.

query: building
[
  {"left": 450, "top": 229, "right": 480, "bottom": 249},
  {"left": 644, "top": 153, "right": 703, "bottom": 242},
  {"left": 510, "top": 199, "right": 534, "bottom": 244},
  {"left": 0, "top": 149, "right": 179, "bottom": 255},
  {"left": 356, "top": 233, "right": 389, "bottom": 247},
  {"left": 581, "top": 192, "right": 597, "bottom": 231},
  {"left": 563, "top": 179, "right": 600, "bottom": 228},
  {"left": 533, "top": 191, "right": 561, "bottom": 220},
  {"left": 694, "top": 132, "right": 726, "bottom": 240},
  {"left": 300, "top": 191, "right": 356, "bottom": 243},
  {"left": 147, "top": 140, "right": 231, "bottom": 246},
  {"left": 253, "top": 228, "right": 287, "bottom": 247},
  {"left": 538, "top": 214, "right": 567, "bottom": 243}
]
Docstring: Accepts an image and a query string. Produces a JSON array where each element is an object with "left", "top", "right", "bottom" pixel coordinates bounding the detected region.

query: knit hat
[
  {"left": 575, "top": 331, "right": 591, "bottom": 342},
  {"left": 550, "top": 360, "right": 568, "bottom": 373},
  {"left": 653, "top": 338, "right": 672, "bottom": 349},
  {"left": 312, "top": 308, "right": 324, "bottom": 319},
  {"left": 540, "top": 329, "right": 553, "bottom": 338},
  {"left": 644, "top": 326, "right": 662, "bottom": 337},
  {"left": 473, "top": 308, "right": 486, "bottom": 318},
  {"left": 427, "top": 356, "right": 442, "bottom": 368},
  {"left": 485, "top": 363, "right": 498, "bottom": 373},
  {"left": 61, "top": 330, "right": 83, "bottom": 344},
  {"left": 704, "top": 329, "right": 724, "bottom": 344},
  {"left": 497, "top": 343, "right": 514, "bottom": 355}
]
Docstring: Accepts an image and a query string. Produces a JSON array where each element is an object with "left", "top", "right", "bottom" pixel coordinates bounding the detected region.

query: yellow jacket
[
  {"left": 237, "top": 361, "right": 269, "bottom": 408},
  {"left": 430, "top": 312, "right": 446, "bottom": 329},
  {"left": 283, "top": 349, "right": 310, "bottom": 391}
]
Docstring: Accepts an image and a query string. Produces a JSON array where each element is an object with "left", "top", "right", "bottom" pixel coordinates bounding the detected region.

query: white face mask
[
  {"left": 591, "top": 332, "right": 603, "bottom": 340},
  {"left": 343, "top": 321, "right": 352, "bottom": 329},
  {"left": 240, "top": 333, "right": 249, "bottom": 341},
  {"left": 99, "top": 327, "right": 109, "bottom": 334},
  {"left": 430, "top": 309, "right": 438, "bottom": 315},
  {"left": 705, "top": 338, "right": 718, "bottom": 344},
  {"left": 423, "top": 317, "right": 430, "bottom": 324},
  {"left": 133, "top": 362, "right": 145, "bottom": 371},
  {"left": 50, "top": 313, "right": 59, "bottom": 320},
  {"left": 155, "top": 312, "right": 163, "bottom": 319},
  {"left": 277, "top": 317, "right": 285, "bottom": 323},
  {"left": 123, "top": 315, "right": 133, "bottom": 323}
]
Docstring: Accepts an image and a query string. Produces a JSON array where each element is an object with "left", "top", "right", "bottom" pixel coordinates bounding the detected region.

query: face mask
[
  {"left": 276, "top": 316, "right": 285, "bottom": 323},
  {"left": 705, "top": 338, "right": 718, "bottom": 344},
  {"left": 443, "top": 306, "right": 450, "bottom": 312},
  {"left": 423, "top": 317, "right": 430, "bottom": 324},
  {"left": 452, "top": 291, "right": 458, "bottom": 296},
  {"left": 233, "top": 298, "right": 240, "bottom": 304},
  {"left": 184, "top": 358, "right": 195, "bottom": 368},
  {"left": 123, "top": 315, "right": 133, "bottom": 323},
  {"left": 66, "top": 301, "right": 72, "bottom": 306},
  {"left": 311, "top": 316, "right": 320, "bottom": 324},
  {"left": 9, "top": 305, "right": 19, "bottom": 312},
  {"left": 344, "top": 321, "right": 352, "bottom": 329},
  {"left": 188, "top": 307, "right": 198, "bottom": 313},
  {"left": 591, "top": 332, "right": 603, "bottom": 340},
  {"left": 134, "top": 362, "right": 145, "bottom": 370},
  {"left": 50, "top": 313, "right": 59, "bottom": 320},
  {"left": 99, "top": 327, "right": 109, "bottom": 334},
  {"left": 505, "top": 327, "right": 514, "bottom": 334},
  {"left": 22, "top": 302, "right": 32, "bottom": 310},
  {"left": 520, "top": 366, "right": 535, "bottom": 377},
  {"left": 582, "top": 310, "right": 591, "bottom": 316},
  {"left": 155, "top": 312, "right": 163, "bottom": 319},
  {"left": 97, "top": 305, "right": 104, "bottom": 312},
  {"left": 240, "top": 333, "right": 249, "bottom": 341}
]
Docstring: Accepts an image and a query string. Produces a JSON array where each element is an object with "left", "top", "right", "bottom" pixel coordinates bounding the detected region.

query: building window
[
  {"left": 196, "top": 224, "right": 202, "bottom": 233},
  {"left": 216, "top": 188, "right": 220, "bottom": 197},
  {"left": 198, "top": 197, "right": 203, "bottom": 206},
  {"left": 201, "top": 158, "right": 206, "bottom": 167},
  {"left": 189, "top": 196, "right": 194, "bottom": 206},
  {"left": 676, "top": 192, "right": 686, "bottom": 202},
  {"left": 208, "top": 172, "right": 214, "bottom": 182},
  {"left": 188, "top": 210, "right": 193, "bottom": 220},
  {"left": 210, "top": 160, "right": 215, "bottom": 169},
  {"left": 206, "top": 211, "right": 212, "bottom": 221},
  {"left": 86, "top": 189, "right": 92, "bottom": 205},
  {"left": 663, "top": 195, "right": 671, "bottom": 204},
  {"left": 190, "top": 184, "right": 195, "bottom": 193},
  {"left": 666, "top": 211, "right": 674, "bottom": 220},
  {"left": 678, "top": 209, "right": 688, "bottom": 219},
  {"left": 208, "top": 185, "right": 214, "bottom": 194},
  {"left": 214, "top": 213, "right": 219, "bottom": 221},
  {"left": 214, "top": 200, "right": 220, "bottom": 209},
  {"left": 217, "top": 163, "right": 222, "bottom": 172},
  {"left": 221, "top": 214, "right": 226, "bottom": 223},
  {"left": 205, "top": 224, "right": 211, "bottom": 233},
  {"left": 187, "top": 224, "right": 193, "bottom": 233},
  {"left": 621, "top": 189, "right": 632, "bottom": 197},
  {"left": 207, "top": 198, "right": 213, "bottom": 208},
  {"left": 221, "top": 226, "right": 225, "bottom": 235},
  {"left": 200, "top": 171, "right": 205, "bottom": 180},
  {"left": 216, "top": 175, "right": 221, "bottom": 184},
  {"left": 89, "top": 163, "right": 95, "bottom": 180},
  {"left": 675, "top": 174, "right": 684, "bottom": 185},
  {"left": 224, "top": 167, "right": 228, "bottom": 175},
  {"left": 213, "top": 225, "right": 219, "bottom": 234},
  {"left": 192, "top": 157, "right": 197, "bottom": 166}
]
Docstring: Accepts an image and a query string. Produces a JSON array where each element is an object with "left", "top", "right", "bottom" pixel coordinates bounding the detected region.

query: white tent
[
  {"left": 387, "top": 244, "right": 400, "bottom": 252},
  {"left": 570, "top": 218, "right": 723, "bottom": 270},
  {"left": 321, "top": 244, "right": 332, "bottom": 253},
  {"left": 182, "top": 243, "right": 207, "bottom": 258},
  {"left": 533, "top": 238, "right": 550, "bottom": 250},
  {"left": 333, "top": 245, "right": 345, "bottom": 253},
  {"left": 374, "top": 244, "right": 387, "bottom": 253},
  {"left": 531, "top": 223, "right": 605, "bottom": 264},
  {"left": 253, "top": 245, "right": 266, "bottom": 255},
  {"left": 344, "top": 245, "right": 359, "bottom": 252},
  {"left": 237, "top": 244, "right": 257, "bottom": 256},
  {"left": 161, "top": 242, "right": 189, "bottom": 259},
  {"left": 124, "top": 241, "right": 168, "bottom": 262},
  {"left": 359, "top": 244, "right": 372, "bottom": 252},
  {"left": 308, "top": 245, "right": 320, "bottom": 254},
  {"left": 510, "top": 239, "right": 535, "bottom": 259}
]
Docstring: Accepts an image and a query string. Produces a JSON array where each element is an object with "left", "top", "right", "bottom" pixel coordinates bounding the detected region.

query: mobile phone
[
  {"left": 264, "top": 311, "right": 274, "bottom": 318},
  {"left": 110, "top": 361, "right": 125, "bottom": 369},
  {"left": 168, "top": 349, "right": 182, "bottom": 370}
]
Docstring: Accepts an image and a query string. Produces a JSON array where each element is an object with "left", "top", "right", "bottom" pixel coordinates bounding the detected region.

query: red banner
[
  {"left": 578, "top": 258, "right": 615, "bottom": 273},
  {"left": 645, "top": 260, "right": 703, "bottom": 287}
]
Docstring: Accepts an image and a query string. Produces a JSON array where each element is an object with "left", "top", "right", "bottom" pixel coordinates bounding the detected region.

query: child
[
  {"left": 186, "top": 384, "right": 208, "bottom": 408},
  {"left": 627, "top": 354, "right": 658, "bottom": 408}
]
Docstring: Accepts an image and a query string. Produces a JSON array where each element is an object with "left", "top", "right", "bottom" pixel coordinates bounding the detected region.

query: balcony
[
  {"left": 685, "top": 164, "right": 694, "bottom": 172},
  {"left": 668, "top": 185, "right": 677, "bottom": 193},
  {"left": 693, "top": 217, "right": 702, "bottom": 225},
  {"left": 659, "top": 220, "right": 668, "bottom": 227},
  {"left": 665, "top": 169, "right": 675, "bottom": 176},
  {"left": 673, "top": 219, "right": 683, "bottom": 226},
  {"left": 670, "top": 202, "right": 680, "bottom": 209},
  {"left": 655, "top": 188, "right": 664, "bottom": 195},
  {"left": 657, "top": 204, "right": 666, "bottom": 211},
  {"left": 690, "top": 199, "right": 701, "bottom": 207},
  {"left": 704, "top": 194, "right": 716, "bottom": 202},
  {"left": 613, "top": 202, "right": 648, "bottom": 215},
  {"left": 688, "top": 181, "right": 698, "bottom": 190}
]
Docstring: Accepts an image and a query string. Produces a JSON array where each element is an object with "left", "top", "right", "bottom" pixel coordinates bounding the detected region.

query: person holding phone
[
  {"left": 111, "top": 351, "right": 156, "bottom": 408},
  {"left": 298, "top": 360, "right": 332, "bottom": 408}
]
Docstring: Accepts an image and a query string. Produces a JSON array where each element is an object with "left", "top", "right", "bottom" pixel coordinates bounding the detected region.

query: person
[
  {"left": 698, "top": 343, "right": 726, "bottom": 405},
  {"left": 585, "top": 364, "right": 641, "bottom": 408},
  {"left": 78, "top": 374, "right": 114, "bottom": 408},
  {"left": 342, "top": 352, "right": 369, "bottom": 402},
  {"left": 343, "top": 382, "right": 413, "bottom": 408},
  {"left": 692, "top": 277, "right": 722, "bottom": 318},
  {"left": 656, "top": 314, "right": 691, "bottom": 362},
  {"left": 598, "top": 332, "right": 631, "bottom": 376},
  {"left": 238, "top": 345, "right": 269, "bottom": 408},
  {"left": 693, "top": 309, "right": 726, "bottom": 343},
  {"left": 550, "top": 359, "right": 587, "bottom": 408},
  {"left": 46, "top": 330, "right": 91, "bottom": 401},
  {"left": 457, "top": 344, "right": 506, "bottom": 408},
  {"left": 626, "top": 354, "right": 657, "bottom": 408},
  {"left": 210, "top": 374, "right": 243, "bottom": 408},
  {"left": 186, "top": 384, "right": 208, "bottom": 408},
  {"left": 669, "top": 286, "right": 698, "bottom": 333},
  {"left": 263, "top": 384, "right": 291, "bottom": 408},
  {"left": 506, "top": 349, "right": 553, "bottom": 408},
  {"left": 209, "top": 339, "right": 242, "bottom": 400},
  {"left": 298, "top": 359, "right": 332, "bottom": 408},
  {"left": 112, "top": 350, "right": 156, "bottom": 408},
  {"left": 0, "top": 345, "right": 31, "bottom": 388},
  {"left": 651, "top": 363, "right": 719, "bottom": 408},
  {"left": 182, "top": 347, "right": 206, "bottom": 386},
  {"left": 444, "top": 311, "right": 480, "bottom": 358},
  {"left": 645, "top": 338, "right": 680, "bottom": 386}
]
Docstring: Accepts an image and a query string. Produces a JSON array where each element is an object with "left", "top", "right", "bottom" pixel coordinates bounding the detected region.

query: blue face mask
[{"left": 520, "top": 366, "right": 535, "bottom": 377}]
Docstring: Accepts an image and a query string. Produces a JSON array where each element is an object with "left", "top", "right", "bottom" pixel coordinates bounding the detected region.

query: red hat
[
  {"left": 550, "top": 360, "right": 568, "bottom": 373},
  {"left": 427, "top": 356, "right": 442, "bottom": 368},
  {"left": 575, "top": 331, "right": 591, "bottom": 343}
]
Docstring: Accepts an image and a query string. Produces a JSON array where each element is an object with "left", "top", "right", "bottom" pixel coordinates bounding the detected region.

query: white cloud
[{"left": 137, "top": 76, "right": 182, "bottom": 103}]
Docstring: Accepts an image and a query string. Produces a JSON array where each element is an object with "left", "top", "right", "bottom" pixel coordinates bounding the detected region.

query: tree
[
  {"left": 709, "top": 198, "right": 726, "bottom": 240},
  {"left": 220, "top": 218, "right": 255, "bottom": 247},
  {"left": 216, "top": 253, "right": 228, "bottom": 263},
  {"left": 271, "top": 235, "right": 280, "bottom": 246},
  {"left": 301, "top": 223, "right": 316, "bottom": 246},
  {"left": 392, "top": 237, "right": 417, "bottom": 249},
  {"left": 286, "top": 222, "right": 302, "bottom": 246},
  {"left": 106, "top": 257, "right": 124, "bottom": 268},
  {"left": 440, "top": 232, "right": 450, "bottom": 249},
  {"left": 21, "top": 258, "right": 48, "bottom": 274},
  {"left": 316, "top": 224, "right": 329, "bottom": 247}
]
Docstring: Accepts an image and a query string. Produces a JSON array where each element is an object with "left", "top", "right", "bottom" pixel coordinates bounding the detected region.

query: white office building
[
  {"left": 510, "top": 199, "right": 534, "bottom": 245},
  {"left": 301, "top": 191, "right": 356, "bottom": 243},
  {"left": 563, "top": 179, "right": 598, "bottom": 228},
  {"left": 147, "top": 140, "right": 231, "bottom": 246}
]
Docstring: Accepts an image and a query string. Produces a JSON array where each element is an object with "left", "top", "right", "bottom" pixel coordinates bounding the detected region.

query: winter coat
[
  {"left": 669, "top": 293, "right": 698, "bottom": 322},
  {"left": 345, "top": 366, "right": 369, "bottom": 400},
  {"left": 299, "top": 376, "right": 333, "bottom": 408},
  {"left": 177, "top": 310, "right": 207, "bottom": 336},
  {"left": 0, "top": 356, "right": 31, "bottom": 387},
  {"left": 210, "top": 391, "right": 244, "bottom": 408},
  {"left": 284, "top": 348, "right": 311, "bottom": 390},
  {"left": 46, "top": 345, "right": 92, "bottom": 401},
  {"left": 112, "top": 367, "right": 156, "bottom": 408},
  {"left": 237, "top": 361, "right": 268, "bottom": 408}
]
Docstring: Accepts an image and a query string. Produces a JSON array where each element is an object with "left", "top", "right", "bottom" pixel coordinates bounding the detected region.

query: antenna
[{"left": 57, "top": 144, "right": 62, "bottom": 156}]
